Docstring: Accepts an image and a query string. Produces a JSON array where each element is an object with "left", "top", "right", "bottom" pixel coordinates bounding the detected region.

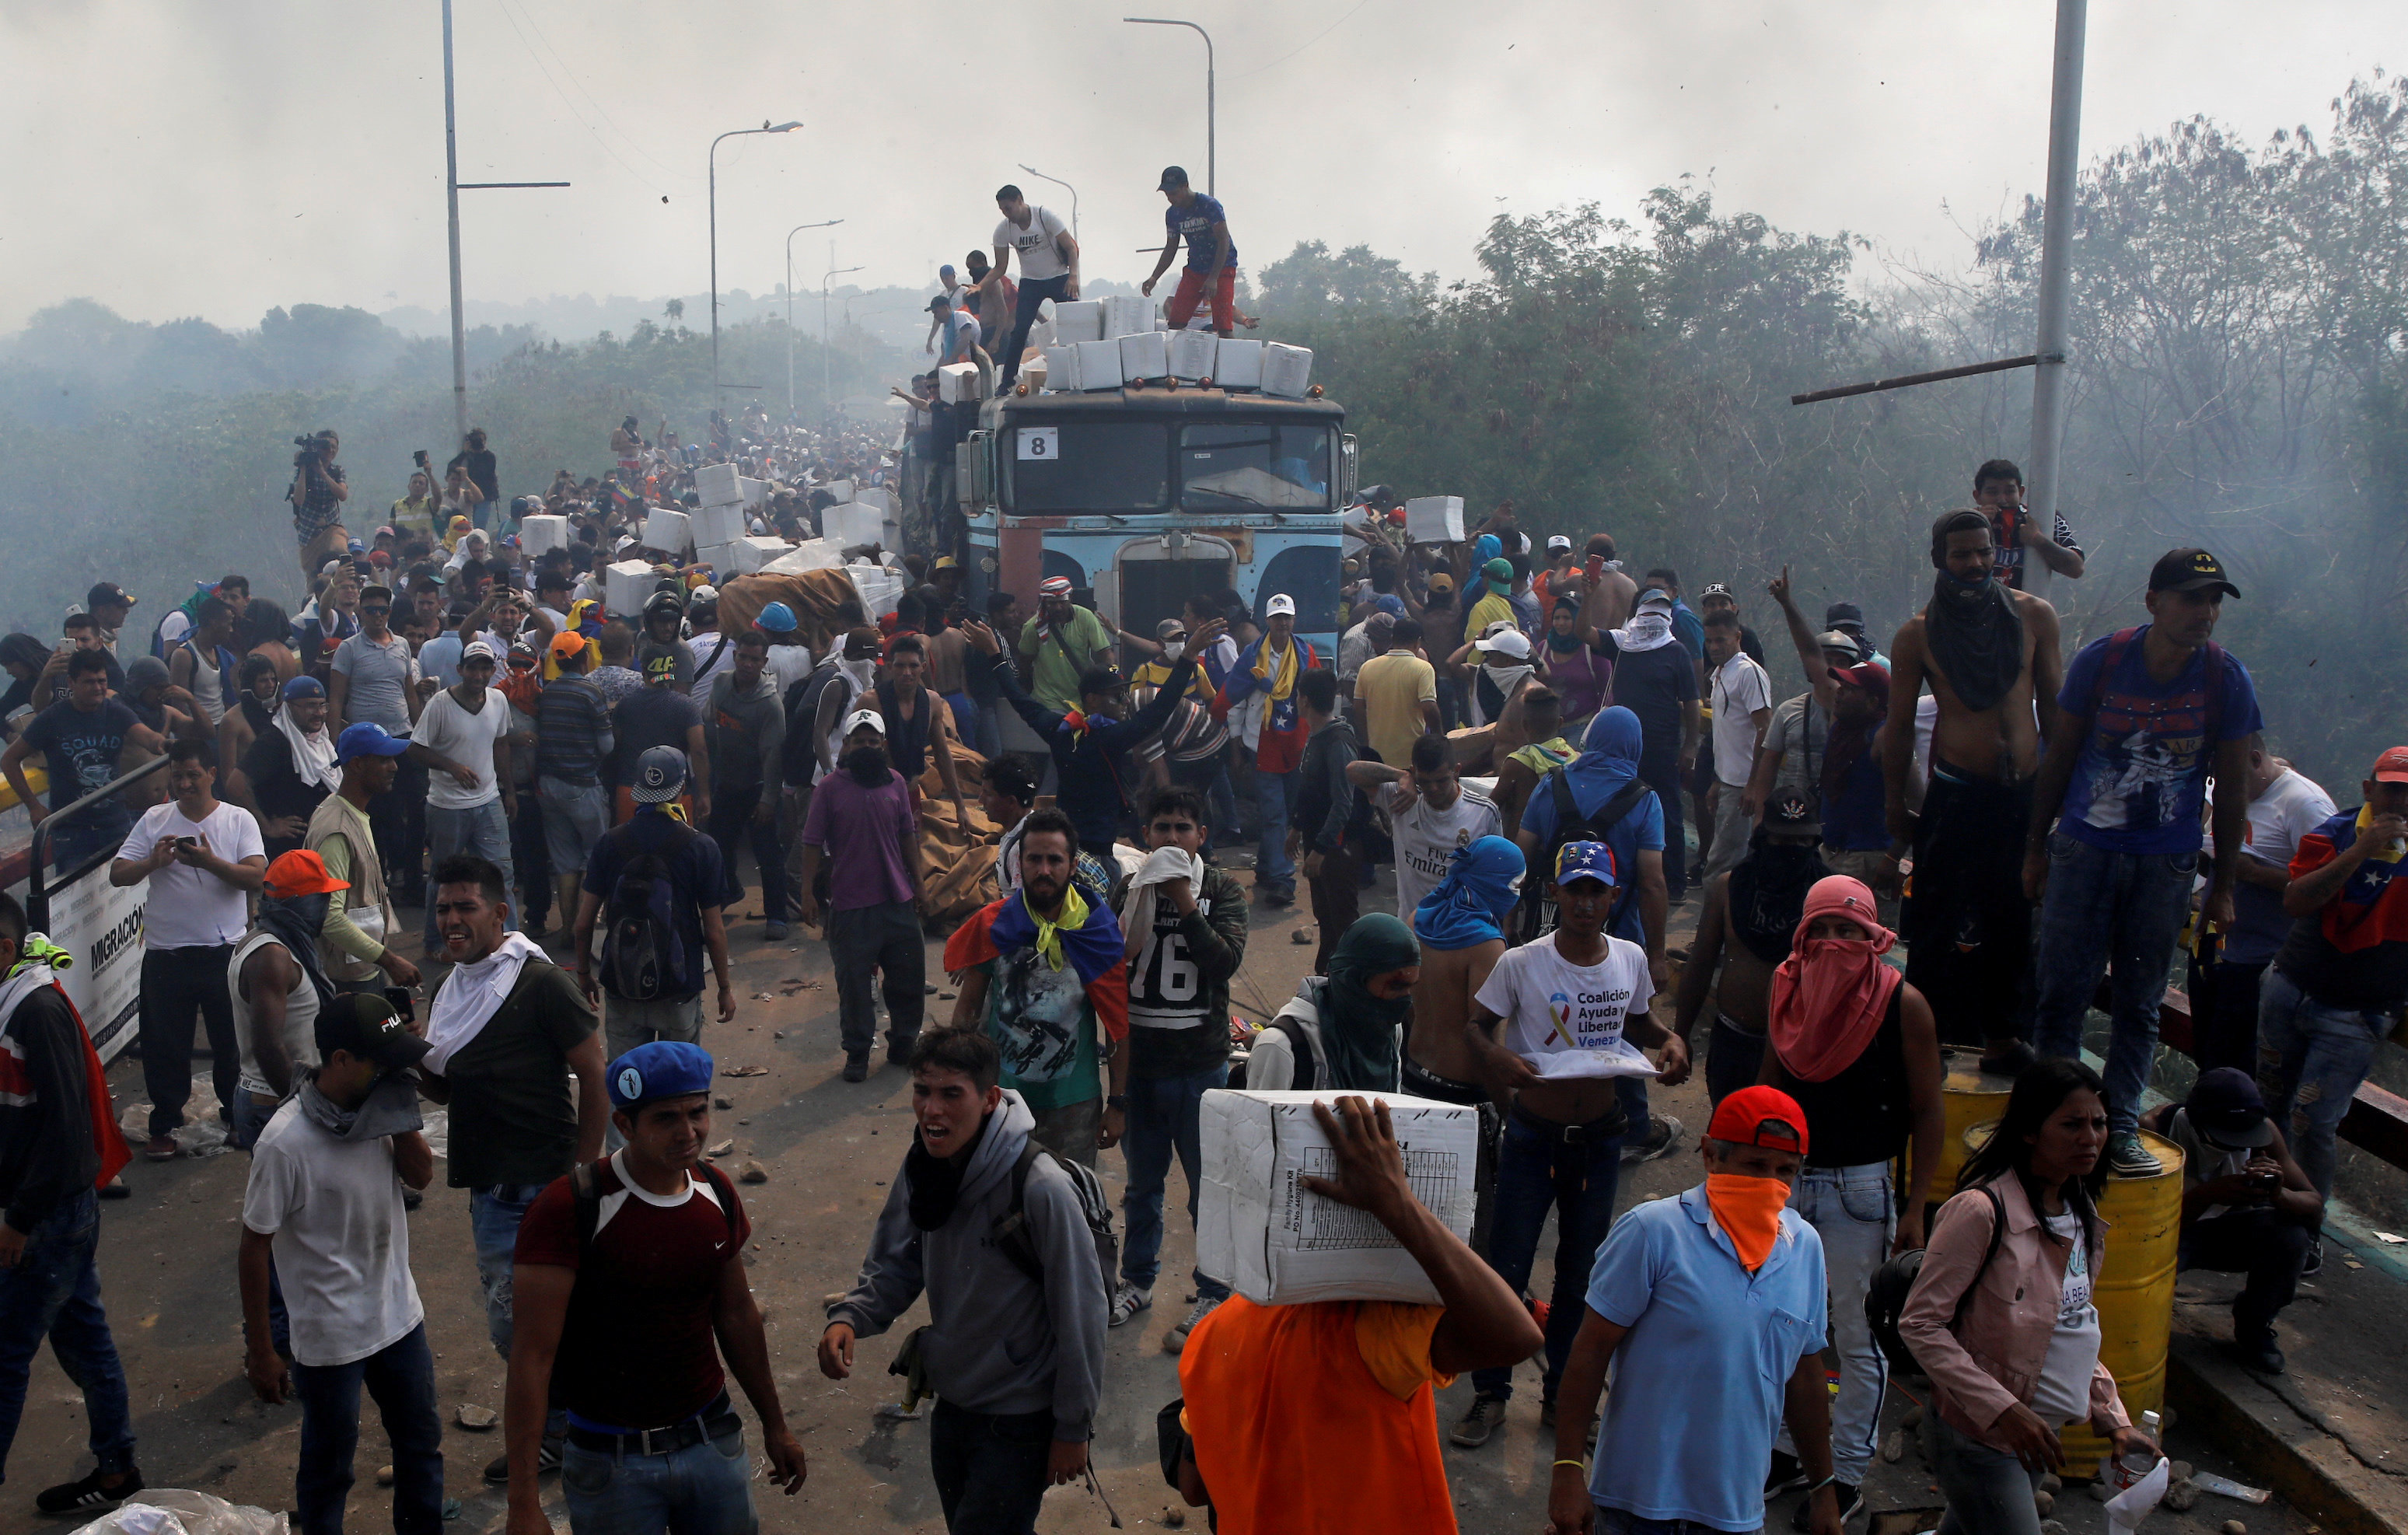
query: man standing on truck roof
[
  {"left": 1141, "top": 166, "right": 1237, "bottom": 339},
  {"left": 990, "top": 186, "right": 1082, "bottom": 393}
]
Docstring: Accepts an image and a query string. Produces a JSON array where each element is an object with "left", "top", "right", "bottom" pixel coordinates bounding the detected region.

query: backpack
[
  {"left": 2088, "top": 627, "right": 2230, "bottom": 742},
  {"left": 781, "top": 660, "right": 844, "bottom": 785},
  {"left": 597, "top": 818, "right": 697, "bottom": 1002},
  {"left": 568, "top": 1156, "right": 740, "bottom": 1251},
  {"left": 993, "top": 1142, "right": 1118, "bottom": 1299},
  {"left": 1227, "top": 1011, "right": 1319, "bottom": 1092},
  {"left": 1865, "top": 1184, "right": 2005, "bottom": 1378},
  {"left": 1516, "top": 769, "right": 1654, "bottom": 941}
]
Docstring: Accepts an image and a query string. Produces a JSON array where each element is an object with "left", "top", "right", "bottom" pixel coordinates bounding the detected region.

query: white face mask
[
  {"left": 1161, "top": 642, "right": 1184, "bottom": 662},
  {"left": 841, "top": 656, "right": 875, "bottom": 685}
]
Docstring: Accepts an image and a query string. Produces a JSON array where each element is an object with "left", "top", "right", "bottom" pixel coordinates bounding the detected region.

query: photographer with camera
[{"left": 288, "top": 431, "right": 351, "bottom": 577}]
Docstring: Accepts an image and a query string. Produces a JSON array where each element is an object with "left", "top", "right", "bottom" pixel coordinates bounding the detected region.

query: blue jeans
[
  {"left": 292, "top": 1323, "right": 443, "bottom": 1535},
  {"left": 944, "top": 692, "right": 982, "bottom": 758},
  {"left": 470, "top": 1184, "right": 554, "bottom": 1361},
  {"left": 1120, "top": 1062, "right": 1232, "bottom": 1300},
  {"left": 1473, "top": 1110, "right": 1623, "bottom": 1402},
  {"left": 2030, "top": 834, "right": 2197, "bottom": 1135},
  {"left": 0, "top": 1191, "right": 135, "bottom": 1484},
  {"left": 1597, "top": 1508, "right": 1759, "bottom": 1535},
  {"left": 1253, "top": 762, "right": 1301, "bottom": 888},
  {"left": 561, "top": 1424, "right": 756, "bottom": 1535},
  {"left": 1926, "top": 1411, "right": 2042, "bottom": 1535},
  {"left": 424, "top": 799, "right": 517, "bottom": 949},
  {"left": 1774, "top": 1164, "right": 1892, "bottom": 1484},
  {"left": 2256, "top": 967, "right": 2389, "bottom": 1203},
  {"left": 928, "top": 1400, "right": 1054, "bottom": 1535}
]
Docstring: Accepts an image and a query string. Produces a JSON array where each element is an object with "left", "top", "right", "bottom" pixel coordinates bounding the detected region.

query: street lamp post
[
  {"left": 785, "top": 219, "right": 844, "bottom": 419},
  {"left": 823, "top": 255, "right": 865, "bottom": 429},
  {"left": 1123, "top": 18, "right": 1214, "bottom": 194},
  {"left": 1016, "top": 163, "right": 1080, "bottom": 243},
  {"left": 709, "top": 121, "right": 803, "bottom": 404}
]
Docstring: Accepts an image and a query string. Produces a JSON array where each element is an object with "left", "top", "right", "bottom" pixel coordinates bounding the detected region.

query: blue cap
[
  {"left": 939, "top": 264, "right": 956, "bottom": 280},
  {"left": 347, "top": 537, "right": 366, "bottom": 554},
  {"left": 632, "top": 744, "right": 690, "bottom": 803},
  {"left": 335, "top": 721, "right": 410, "bottom": 764},
  {"left": 606, "top": 1040, "right": 714, "bottom": 1110},
  {"left": 756, "top": 601, "right": 797, "bottom": 634},
  {"left": 1553, "top": 841, "right": 1617, "bottom": 888},
  {"left": 281, "top": 676, "right": 325, "bottom": 701}
]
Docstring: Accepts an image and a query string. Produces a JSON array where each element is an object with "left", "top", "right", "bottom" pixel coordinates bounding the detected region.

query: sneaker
[
  {"left": 1763, "top": 1449, "right": 1808, "bottom": 1498},
  {"left": 1449, "top": 1393, "right": 1507, "bottom": 1448},
  {"left": 763, "top": 921, "right": 790, "bottom": 942},
  {"left": 2106, "top": 1132, "right": 2162, "bottom": 1178},
  {"left": 1259, "top": 883, "right": 1294, "bottom": 908},
  {"left": 36, "top": 1470, "right": 142, "bottom": 1516},
  {"left": 143, "top": 1135, "right": 177, "bottom": 1163},
  {"left": 1110, "top": 1281, "right": 1154, "bottom": 1328},
  {"left": 2230, "top": 1328, "right": 2286, "bottom": 1375},
  {"left": 1791, "top": 1481, "right": 1866, "bottom": 1530},
  {"left": 1621, "top": 1114, "right": 1685, "bottom": 1164},
  {"left": 482, "top": 1441, "right": 561, "bottom": 1486},
  {"left": 1162, "top": 1294, "right": 1223, "bottom": 1355},
  {"left": 841, "top": 1052, "right": 869, "bottom": 1083},
  {"left": 2302, "top": 1238, "right": 2323, "bottom": 1277}
]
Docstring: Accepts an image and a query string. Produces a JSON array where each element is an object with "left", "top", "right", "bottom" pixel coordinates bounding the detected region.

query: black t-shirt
[
  {"left": 239, "top": 729, "right": 332, "bottom": 836},
  {"left": 450, "top": 448, "right": 501, "bottom": 502},
  {"left": 21, "top": 698, "right": 139, "bottom": 803},
  {"left": 439, "top": 961, "right": 599, "bottom": 1187},
  {"left": 1604, "top": 642, "right": 1699, "bottom": 758},
  {"left": 608, "top": 687, "right": 702, "bottom": 788}
]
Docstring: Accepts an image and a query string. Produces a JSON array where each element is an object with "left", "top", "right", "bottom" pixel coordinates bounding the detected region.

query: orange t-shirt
[{"left": 1178, "top": 1296, "right": 1456, "bottom": 1534}]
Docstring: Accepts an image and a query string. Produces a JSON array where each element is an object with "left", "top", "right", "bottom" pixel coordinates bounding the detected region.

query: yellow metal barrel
[{"left": 1906, "top": 1054, "right": 2017, "bottom": 1204}]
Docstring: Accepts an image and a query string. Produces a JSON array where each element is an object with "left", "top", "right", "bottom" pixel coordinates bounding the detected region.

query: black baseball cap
[
  {"left": 2188, "top": 1068, "right": 2275, "bottom": 1149},
  {"left": 1157, "top": 165, "right": 1190, "bottom": 191},
  {"left": 2148, "top": 547, "right": 2241, "bottom": 600},
  {"left": 1824, "top": 601, "right": 1865, "bottom": 632},
  {"left": 314, "top": 991, "right": 432, "bottom": 1073}
]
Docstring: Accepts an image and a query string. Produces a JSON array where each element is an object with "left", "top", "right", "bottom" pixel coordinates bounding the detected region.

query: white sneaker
[
  {"left": 1110, "top": 1281, "right": 1154, "bottom": 1328},
  {"left": 1163, "top": 1294, "right": 1223, "bottom": 1355}
]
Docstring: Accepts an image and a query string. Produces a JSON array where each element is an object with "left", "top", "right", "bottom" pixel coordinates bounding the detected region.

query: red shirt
[{"left": 515, "top": 1155, "right": 750, "bottom": 1430}]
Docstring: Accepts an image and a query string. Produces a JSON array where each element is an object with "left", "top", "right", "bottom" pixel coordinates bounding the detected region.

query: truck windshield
[
  {"left": 1006, "top": 422, "right": 1169, "bottom": 512},
  {"left": 1178, "top": 424, "right": 1333, "bottom": 511}
]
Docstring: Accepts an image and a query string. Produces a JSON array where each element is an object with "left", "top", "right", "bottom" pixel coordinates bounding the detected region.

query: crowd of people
[{"left": 0, "top": 355, "right": 2396, "bottom": 1535}]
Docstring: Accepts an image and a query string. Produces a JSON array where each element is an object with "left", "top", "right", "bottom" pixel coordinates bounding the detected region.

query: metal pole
[
  {"left": 2024, "top": 0, "right": 2087, "bottom": 603},
  {"left": 442, "top": 0, "right": 467, "bottom": 443},
  {"left": 823, "top": 257, "right": 863, "bottom": 429},
  {"left": 1016, "top": 164, "right": 1080, "bottom": 243},
  {"left": 708, "top": 122, "right": 804, "bottom": 406},
  {"left": 1124, "top": 19, "right": 1214, "bottom": 193},
  {"left": 785, "top": 219, "right": 842, "bottom": 420}
]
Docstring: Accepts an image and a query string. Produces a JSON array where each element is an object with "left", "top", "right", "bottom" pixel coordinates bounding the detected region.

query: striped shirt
[{"left": 534, "top": 675, "right": 614, "bottom": 786}]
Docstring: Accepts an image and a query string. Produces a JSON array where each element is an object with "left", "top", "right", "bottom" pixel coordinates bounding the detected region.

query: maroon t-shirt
[{"left": 515, "top": 1155, "right": 751, "bottom": 1430}]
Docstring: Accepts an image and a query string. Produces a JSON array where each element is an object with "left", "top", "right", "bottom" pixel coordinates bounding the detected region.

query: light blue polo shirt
[{"left": 1587, "top": 1184, "right": 1827, "bottom": 1531}]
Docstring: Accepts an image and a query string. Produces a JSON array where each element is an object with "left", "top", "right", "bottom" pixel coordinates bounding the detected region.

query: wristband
[
  {"left": 1805, "top": 1476, "right": 1837, "bottom": 1495},
  {"left": 1552, "top": 1459, "right": 1585, "bottom": 1470}
]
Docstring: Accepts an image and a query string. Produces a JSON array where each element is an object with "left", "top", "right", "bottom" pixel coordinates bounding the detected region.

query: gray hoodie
[
  {"left": 827, "top": 1089, "right": 1108, "bottom": 1438},
  {"left": 703, "top": 669, "right": 785, "bottom": 792}
]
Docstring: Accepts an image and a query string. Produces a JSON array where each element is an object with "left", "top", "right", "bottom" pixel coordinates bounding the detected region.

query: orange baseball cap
[
  {"left": 2373, "top": 747, "right": 2408, "bottom": 784},
  {"left": 548, "top": 631, "right": 589, "bottom": 659},
  {"left": 264, "top": 849, "right": 349, "bottom": 899}
]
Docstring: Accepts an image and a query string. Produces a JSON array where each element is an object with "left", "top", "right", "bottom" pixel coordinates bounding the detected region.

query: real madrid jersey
[{"left": 1386, "top": 781, "right": 1502, "bottom": 921}]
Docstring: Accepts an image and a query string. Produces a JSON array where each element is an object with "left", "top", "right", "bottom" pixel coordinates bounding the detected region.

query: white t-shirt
[
  {"left": 687, "top": 631, "right": 739, "bottom": 704},
  {"left": 994, "top": 206, "right": 1071, "bottom": 281},
  {"left": 764, "top": 642, "right": 816, "bottom": 699},
  {"left": 1709, "top": 653, "right": 1774, "bottom": 787},
  {"left": 1385, "top": 781, "right": 1503, "bottom": 921},
  {"left": 1473, "top": 929, "right": 1656, "bottom": 1079},
  {"left": 117, "top": 800, "right": 264, "bottom": 950},
  {"left": 2028, "top": 1210, "right": 2102, "bottom": 1426},
  {"left": 414, "top": 687, "right": 509, "bottom": 809},
  {"left": 2213, "top": 767, "right": 2336, "bottom": 874},
  {"left": 241, "top": 1099, "right": 425, "bottom": 1368}
]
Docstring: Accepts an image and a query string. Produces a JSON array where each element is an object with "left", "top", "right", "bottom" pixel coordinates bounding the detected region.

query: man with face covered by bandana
[
  {"left": 229, "top": 851, "right": 348, "bottom": 1152},
  {"left": 1670, "top": 791, "right": 1830, "bottom": 1107},
  {"left": 1882, "top": 509, "right": 2064, "bottom": 1073},
  {"left": 799, "top": 712, "right": 928, "bottom": 1083}
]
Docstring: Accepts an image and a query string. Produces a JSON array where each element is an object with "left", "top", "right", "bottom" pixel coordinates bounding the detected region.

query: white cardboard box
[
  {"left": 738, "top": 476, "right": 770, "bottom": 510},
  {"left": 696, "top": 541, "right": 737, "bottom": 577},
  {"left": 518, "top": 514, "right": 569, "bottom": 557},
  {"left": 1075, "top": 339, "right": 1123, "bottom": 392},
  {"left": 1262, "top": 342, "right": 1314, "bottom": 399},
  {"left": 1118, "top": 329, "right": 1169, "bottom": 383},
  {"left": 694, "top": 463, "right": 742, "bottom": 505},
  {"left": 1050, "top": 299, "right": 1103, "bottom": 344},
  {"left": 1166, "top": 328, "right": 1217, "bottom": 381},
  {"left": 1103, "top": 294, "right": 1154, "bottom": 339},
  {"left": 641, "top": 507, "right": 690, "bottom": 554},
  {"left": 824, "top": 479, "right": 855, "bottom": 505},
  {"left": 938, "top": 362, "right": 984, "bottom": 404},
  {"left": 727, "top": 535, "right": 791, "bottom": 575},
  {"left": 1214, "top": 337, "right": 1264, "bottom": 390},
  {"left": 851, "top": 484, "right": 890, "bottom": 516},
  {"left": 1197, "top": 1089, "right": 1480, "bottom": 1306},
  {"left": 760, "top": 539, "right": 844, "bottom": 576},
  {"left": 688, "top": 502, "right": 747, "bottom": 549},
  {"left": 1405, "top": 496, "right": 1466, "bottom": 544},
  {"left": 604, "top": 559, "right": 659, "bottom": 619},
  {"left": 823, "top": 502, "right": 885, "bottom": 549},
  {"left": 1043, "top": 344, "right": 1082, "bottom": 393}
]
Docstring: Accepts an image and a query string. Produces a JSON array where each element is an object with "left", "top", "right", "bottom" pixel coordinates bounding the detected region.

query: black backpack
[
  {"left": 780, "top": 660, "right": 845, "bottom": 787},
  {"left": 1516, "top": 768, "right": 1654, "bottom": 941},
  {"left": 598, "top": 819, "right": 696, "bottom": 1002},
  {"left": 568, "top": 1156, "right": 740, "bottom": 1250},
  {"left": 1865, "top": 1184, "right": 2005, "bottom": 1377},
  {"left": 1227, "top": 1012, "right": 1319, "bottom": 1092},
  {"left": 993, "top": 1142, "right": 1118, "bottom": 1299}
]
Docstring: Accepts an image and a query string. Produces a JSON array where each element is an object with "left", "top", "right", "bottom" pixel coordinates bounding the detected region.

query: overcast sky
[{"left": 0, "top": 0, "right": 2389, "bottom": 336}]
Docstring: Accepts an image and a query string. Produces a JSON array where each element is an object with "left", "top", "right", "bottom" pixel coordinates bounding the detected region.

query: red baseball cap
[
  {"left": 1707, "top": 1085, "right": 1809, "bottom": 1157},
  {"left": 2374, "top": 747, "right": 2408, "bottom": 785}
]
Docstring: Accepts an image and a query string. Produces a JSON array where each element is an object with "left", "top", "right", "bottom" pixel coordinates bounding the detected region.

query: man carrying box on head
[{"left": 1170, "top": 1095, "right": 1544, "bottom": 1535}]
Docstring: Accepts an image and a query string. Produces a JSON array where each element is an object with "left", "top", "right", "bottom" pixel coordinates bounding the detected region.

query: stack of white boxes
[
  {"left": 693, "top": 458, "right": 750, "bottom": 573},
  {"left": 848, "top": 560, "right": 902, "bottom": 621},
  {"left": 1050, "top": 299, "right": 1104, "bottom": 344},
  {"left": 695, "top": 463, "right": 742, "bottom": 506},
  {"left": 641, "top": 506, "right": 690, "bottom": 556},
  {"left": 723, "top": 535, "right": 791, "bottom": 575},
  {"left": 1104, "top": 295, "right": 1155, "bottom": 338}
]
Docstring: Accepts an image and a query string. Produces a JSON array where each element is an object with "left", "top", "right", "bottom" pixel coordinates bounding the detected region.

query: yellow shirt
[
  {"left": 1354, "top": 651, "right": 1437, "bottom": 771},
  {"left": 1465, "top": 592, "right": 1516, "bottom": 642}
]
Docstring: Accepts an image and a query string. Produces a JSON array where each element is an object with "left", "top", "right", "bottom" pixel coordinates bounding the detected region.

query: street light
[
  {"left": 1016, "top": 163, "right": 1081, "bottom": 243},
  {"left": 823, "top": 256, "right": 865, "bottom": 429},
  {"left": 709, "top": 120, "right": 803, "bottom": 403},
  {"left": 1123, "top": 18, "right": 1214, "bottom": 194},
  {"left": 785, "top": 219, "right": 844, "bottom": 418}
]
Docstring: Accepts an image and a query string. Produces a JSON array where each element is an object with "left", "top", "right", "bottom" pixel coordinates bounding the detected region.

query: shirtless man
[
  {"left": 1577, "top": 532, "right": 1639, "bottom": 638},
  {"left": 1670, "top": 791, "right": 1829, "bottom": 1106},
  {"left": 1882, "top": 509, "right": 2064, "bottom": 1072},
  {"left": 1488, "top": 689, "right": 1578, "bottom": 840}
]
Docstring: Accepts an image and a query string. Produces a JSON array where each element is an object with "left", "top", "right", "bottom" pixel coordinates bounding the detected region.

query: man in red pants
[{"left": 1141, "top": 166, "right": 1238, "bottom": 336}]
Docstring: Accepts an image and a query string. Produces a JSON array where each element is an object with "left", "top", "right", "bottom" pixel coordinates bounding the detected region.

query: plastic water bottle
[{"left": 2112, "top": 1409, "right": 2162, "bottom": 1490}]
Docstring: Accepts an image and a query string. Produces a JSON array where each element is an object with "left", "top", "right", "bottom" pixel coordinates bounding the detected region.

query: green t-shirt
[
  {"left": 435, "top": 960, "right": 599, "bottom": 1188},
  {"left": 973, "top": 949, "right": 1102, "bottom": 1111},
  {"left": 1017, "top": 606, "right": 1115, "bottom": 713}
]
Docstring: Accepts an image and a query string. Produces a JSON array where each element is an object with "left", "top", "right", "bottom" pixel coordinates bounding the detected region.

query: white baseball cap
[
  {"left": 1475, "top": 628, "right": 1533, "bottom": 660},
  {"left": 460, "top": 639, "right": 500, "bottom": 664},
  {"left": 841, "top": 707, "right": 885, "bottom": 738},
  {"left": 1264, "top": 593, "right": 1296, "bottom": 617},
  {"left": 1547, "top": 534, "right": 1572, "bottom": 553}
]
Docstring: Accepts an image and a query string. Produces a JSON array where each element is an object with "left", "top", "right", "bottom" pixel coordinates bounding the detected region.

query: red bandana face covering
[{"left": 1705, "top": 1173, "right": 1791, "bottom": 1273}]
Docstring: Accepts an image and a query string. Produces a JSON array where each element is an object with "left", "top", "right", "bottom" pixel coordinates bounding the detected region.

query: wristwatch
[{"left": 1106, "top": 1095, "right": 1129, "bottom": 1111}]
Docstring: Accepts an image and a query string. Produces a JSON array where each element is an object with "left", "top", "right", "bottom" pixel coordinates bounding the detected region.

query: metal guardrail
[
  {"left": 2136, "top": 981, "right": 2408, "bottom": 1173},
  {"left": 26, "top": 755, "right": 169, "bottom": 932}
]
